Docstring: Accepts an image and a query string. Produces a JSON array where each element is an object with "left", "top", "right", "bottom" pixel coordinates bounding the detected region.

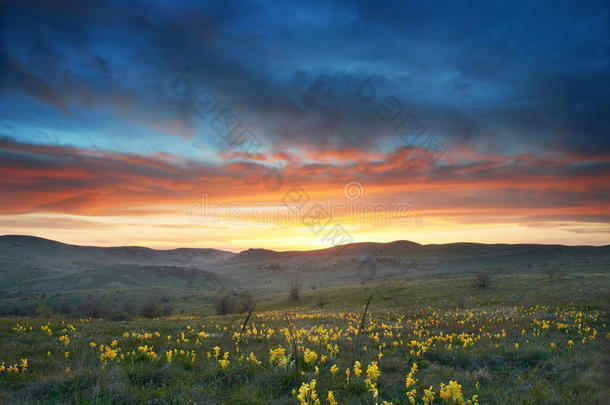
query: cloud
[
  {"left": 1, "top": 0, "right": 606, "bottom": 159},
  {"left": 1, "top": 138, "right": 608, "bottom": 223}
]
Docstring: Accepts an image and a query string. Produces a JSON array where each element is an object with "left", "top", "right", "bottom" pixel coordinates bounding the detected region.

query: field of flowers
[{"left": 1, "top": 286, "right": 608, "bottom": 404}]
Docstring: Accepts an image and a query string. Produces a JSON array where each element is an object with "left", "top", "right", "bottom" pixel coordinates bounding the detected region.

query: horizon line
[{"left": 2, "top": 234, "right": 608, "bottom": 254}]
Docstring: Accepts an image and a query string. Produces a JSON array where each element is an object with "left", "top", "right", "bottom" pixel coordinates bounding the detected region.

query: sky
[{"left": 0, "top": 0, "right": 609, "bottom": 251}]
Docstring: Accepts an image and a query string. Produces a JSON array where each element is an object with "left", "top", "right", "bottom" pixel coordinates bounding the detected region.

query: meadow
[{"left": 1, "top": 271, "right": 608, "bottom": 404}]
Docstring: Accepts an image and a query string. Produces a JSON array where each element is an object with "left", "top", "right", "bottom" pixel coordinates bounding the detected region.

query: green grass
[
  {"left": 0, "top": 270, "right": 608, "bottom": 404},
  {"left": 3, "top": 240, "right": 609, "bottom": 316}
]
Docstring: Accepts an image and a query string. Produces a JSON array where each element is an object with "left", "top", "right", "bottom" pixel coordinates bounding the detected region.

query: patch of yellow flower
[
  {"left": 365, "top": 361, "right": 381, "bottom": 401},
  {"left": 41, "top": 324, "right": 52, "bottom": 335},
  {"left": 422, "top": 386, "right": 435, "bottom": 405},
  {"left": 247, "top": 352, "right": 261, "bottom": 365},
  {"left": 353, "top": 360, "right": 362, "bottom": 377},
  {"left": 295, "top": 379, "right": 320, "bottom": 405},
  {"left": 137, "top": 345, "right": 157, "bottom": 360},
  {"left": 99, "top": 344, "right": 120, "bottom": 366},
  {"left": 304, "top": 348, "right": 318, "bottom": 366},
  {"left": 12, "top": 323, "right": 32, "bottom": 333},
  {"left": 327, "top": 390, "right": 337, "bottom": 405},
  {"left": 218, "top": 351, "right": 230, "bottom": 368},
  {"left": 405, "top": 362, "right": 418, "bottom": 404},
  {"left": 269, "top": 345, "right": 288, "bottom": 367},
  {"left": 0, "top": 359, "right": 27, "bottom": 374},
  {"left": 330, "top": 364, "right": 338, "bottom": 376},
  {"left": 439, "top": 380, "right": 479, "bottom": 405}
]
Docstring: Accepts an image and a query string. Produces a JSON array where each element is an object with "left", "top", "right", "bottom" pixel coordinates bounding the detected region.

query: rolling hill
[{"left": 1, "top": 235, "right": 609, "bottom": 315}]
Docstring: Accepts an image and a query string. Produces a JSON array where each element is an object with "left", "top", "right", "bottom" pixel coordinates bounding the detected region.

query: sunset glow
[{"left": 1, "top": 1, "right": 608, "bottom": 250}]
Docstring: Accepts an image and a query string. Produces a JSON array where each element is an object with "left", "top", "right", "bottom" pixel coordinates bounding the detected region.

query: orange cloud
[{"left": 1, "top": 138, "right": 609, "bottom": 248}]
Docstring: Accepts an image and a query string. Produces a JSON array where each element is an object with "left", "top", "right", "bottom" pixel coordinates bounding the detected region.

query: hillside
[
  {"left": 0, "top": 235, "right": 233, "bottom": 266},
  {"left": 1, "top": 235, "right": 609, "bottom": 315}
]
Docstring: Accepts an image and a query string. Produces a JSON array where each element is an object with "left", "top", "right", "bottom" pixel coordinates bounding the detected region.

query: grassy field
[{"left": 1, "top": 270, "right": 608, "bottom": 404}]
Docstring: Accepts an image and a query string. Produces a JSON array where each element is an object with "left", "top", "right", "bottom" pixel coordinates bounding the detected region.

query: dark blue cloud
[{"left": 1, "top": 0, "right": 608, "bottom": 160}]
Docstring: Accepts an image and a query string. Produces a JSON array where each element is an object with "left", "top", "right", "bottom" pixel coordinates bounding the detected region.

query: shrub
[
  {"left": 77, "top": 294, "right": 106, "bottom": 318},
  {"left": 290, "top": 281, "right": 300, "bottom": 301},
  {"left": 0, "top": 303, "right": 35, "bottom": 316},
  {"left": 110, "top": 311, "right": 132, "bottom": 321},
  {"left": 121, "top": 301, "right": 136, "bottom": 317},
  {"left": 475, "top": 273, "right": 491, "bottom": 289},
  {"left": 37, "top": 302, "right": 54, "bottom": 317},
  {"left": 214, "top": 291, "right": 237, "bottom": 315},
  {"left": 58, "top": 301, "right": 72, "bottom": 314},
  {"left": 140, "top": 298, "right": 172, "bottom": 319},
  {"left": 161, "top": 304, "right": 173, "bottom": 317},
  {"left": 238, "top": 291, "right": 255, "bottom": 313},
  {"left": 139, "top": 299, "right": 160, "bottom": 318}
]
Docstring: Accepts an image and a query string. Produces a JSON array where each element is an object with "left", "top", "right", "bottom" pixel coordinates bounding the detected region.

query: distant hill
[
  {"left": 0, "top": 234, "right": 234, "bottom": 267},
  {"left": 1, "top": 234, "right": 608, "bottom": 314}
]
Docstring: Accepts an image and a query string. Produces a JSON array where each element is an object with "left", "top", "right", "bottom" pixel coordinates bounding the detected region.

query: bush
[
  {"left": 110, "top": 311, "right": 132, "bottom": 321},
  {"left": 58, "top": 301, "right": 72, "bottom": 314},
  {"left": 238, "top": 291, "right": 255, "bottom": 312},
  {"left": 121, "top": 301, "right": 136, "bottom": 317},
  {"left": 37, "top": 302, "right": 55, "bottom": 317},
  {"left": 214, "top": 291, "right": 237, "bottom": 315},
  {"left": 475, "top": 273, "right": 491, "bottom": 289},
  {"left": 290, "top": 281, "right": 300, "bottom": 301},
  {"left": 0, "top": 303, "right": 35, "bottom": 317},
  {"left": 140, "top": 298, "right": 172, "bottom": 319},
  {"left": 213, "top": 290, "right": 256, "bottom": 315},
  {"left": 77, "top": 294, "right": 106, "bottom": 318}
]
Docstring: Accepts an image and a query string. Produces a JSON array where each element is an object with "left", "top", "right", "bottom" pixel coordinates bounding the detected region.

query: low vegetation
[
  {"left": 474, "top": 273, "right": 491, "bottom": 290},
  {"left": 0, "top": 270, "right": 608, "bottom": 404}
]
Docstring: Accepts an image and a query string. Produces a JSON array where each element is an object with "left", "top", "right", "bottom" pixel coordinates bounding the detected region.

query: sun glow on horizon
[{"left": 1, "top": 210, "right": 608, "bottom": 252}]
